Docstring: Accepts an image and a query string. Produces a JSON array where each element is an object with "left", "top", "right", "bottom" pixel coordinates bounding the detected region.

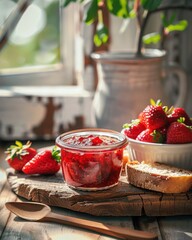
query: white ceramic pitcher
[{"left": 91, "top": 49, "right": 187, "bottom": 131}]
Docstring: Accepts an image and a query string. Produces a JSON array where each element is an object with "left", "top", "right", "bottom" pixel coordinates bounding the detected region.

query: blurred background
[{"left": 0, "top": 0, "right": 192, "bottom": 142}]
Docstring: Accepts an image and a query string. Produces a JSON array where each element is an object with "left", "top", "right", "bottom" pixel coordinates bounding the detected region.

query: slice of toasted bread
[{"left": 126, "top": 161, "right": 192, "bottom": 193}]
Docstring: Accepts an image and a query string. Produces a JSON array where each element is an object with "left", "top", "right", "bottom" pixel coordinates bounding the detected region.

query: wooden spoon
[{"left": 5, "top": 202, "right": 157, "bottom": 240}]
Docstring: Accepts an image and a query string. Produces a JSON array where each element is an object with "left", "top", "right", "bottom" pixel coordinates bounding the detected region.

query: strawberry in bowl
[
  {"left": 122, "top": 99, "right": 192, "bottom": 170},
  {"left": 139, "top": 99, "right": 168, "bottom": 131}
]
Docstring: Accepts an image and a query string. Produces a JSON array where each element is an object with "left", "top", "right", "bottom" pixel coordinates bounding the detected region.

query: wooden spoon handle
[{"left": 46, "top": 212, "right": 157, "bottom": 240}]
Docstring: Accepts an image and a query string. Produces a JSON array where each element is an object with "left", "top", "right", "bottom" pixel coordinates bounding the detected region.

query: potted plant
[{"left": 63, "top": 0, "right": 190, "bottom": 130}]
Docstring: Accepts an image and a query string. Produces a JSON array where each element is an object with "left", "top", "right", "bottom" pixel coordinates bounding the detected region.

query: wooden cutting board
[{"left": 6, "top": 168, "right": 192, "bottom": 217}]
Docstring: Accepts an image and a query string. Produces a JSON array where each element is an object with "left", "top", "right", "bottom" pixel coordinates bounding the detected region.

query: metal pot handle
[{"left": 163, "top": 62, "right": 187, "bottom": 107}]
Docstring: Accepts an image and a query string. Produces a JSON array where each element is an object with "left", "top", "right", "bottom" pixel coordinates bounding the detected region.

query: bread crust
[{"left": 126, "top": 162, "right": 192, "bottom": 193}]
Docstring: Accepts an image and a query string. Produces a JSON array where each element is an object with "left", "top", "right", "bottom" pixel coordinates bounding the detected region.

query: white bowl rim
[{"left": 127, "top": 137, "right": 192, "bottom": 148}]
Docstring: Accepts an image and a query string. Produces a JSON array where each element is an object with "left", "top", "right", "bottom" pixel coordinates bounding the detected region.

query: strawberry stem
[
  {"left": 177, "top": 117, "right": 185, "bottom": 123},
  {"left": 5, "top": 140, "right": 32, "bottom": 160},
  {"left": 150, "top": 99, "right": 162, "bottom": 107},
  {"left": 123, "top": 119, "right": 140, "bottom": 129},
  {"left": 52, "top": 146, "right": 61, "bottom": 163}
]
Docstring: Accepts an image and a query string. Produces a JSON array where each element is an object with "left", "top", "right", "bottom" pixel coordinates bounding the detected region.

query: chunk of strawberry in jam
[
  {"left": 66, "top": 158, "right": 104, "bottom": 185},
  {"left": 91, "top": 136, "right": 103, "bottom": 145}
]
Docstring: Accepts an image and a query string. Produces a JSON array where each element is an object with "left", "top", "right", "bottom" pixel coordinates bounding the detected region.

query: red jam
[
  {"left": 64, "top": 134, "right": 118, "bottom": 146},
  {"left": 56, "top": 129, "right": 128, "bottom": 191}
]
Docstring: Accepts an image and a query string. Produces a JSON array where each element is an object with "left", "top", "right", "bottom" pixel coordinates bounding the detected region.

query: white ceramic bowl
[{"left": 127, "top": 137, "right": 192, "bottom": 170}]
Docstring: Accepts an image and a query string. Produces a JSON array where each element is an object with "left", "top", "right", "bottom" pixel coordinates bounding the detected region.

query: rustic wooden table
[{"left": 0, "top": 141, "right": 192, "bottom": 240}]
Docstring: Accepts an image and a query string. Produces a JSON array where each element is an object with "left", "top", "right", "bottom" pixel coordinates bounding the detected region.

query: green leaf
[
  {"left": 62, "top": 0, "right": 78, "bottom": 7},
  {"left": 150, "top": 99, "right": 162, "bottom": 106},
  {"left": 52, "top": 146, "right": 61, "bottom": 163},
  {"left": 94, "top": 22, "right": 109, "bottom": 46},
  {"left": 161, "top": 13, "right": 176, "bottom": 28},
  {"left": 123, "top": 123, "right": 130, "bottom": 129},
  {"left": 177, "top": 117, "right": 185, "bottom": 123},
  {"left": 106, "top": 0, "right": 135, "bottom": 19},
  {"left": 129, "top": 9, "right": 136, "bottom": 18},
  {"left": 83, "top": 0, "right": 98, "bottom": 25},
  {"left": 169, "top": 13, "right": 176, "bottom": 24},
  {"left": 150, "top": 98, "right": 156, "bottom": 106},
  {"left": 141, "top": 0, "right": 162, "bottom": 11},
  {"left": 142, "top": 32, "right": 161, "bottom": 44},
  {"left": 15, "top": 141, "right": 23, "bottom": 148},
  {"left": 156, "top": 99, "right": 162, "bottom": 106},
  {"left": 5, "top": 140, "right": 31, "bottom": 160},
  {"left": 94, "top": 35, "right": 102, "bottom": 47},
  {"left": 166, "top": 20, "right": 188, "bottom": 32}
]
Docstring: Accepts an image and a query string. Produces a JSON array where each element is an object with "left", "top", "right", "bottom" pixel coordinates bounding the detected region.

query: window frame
[{"left": 0, "top": 1, "right": 80, "bottom": 87}]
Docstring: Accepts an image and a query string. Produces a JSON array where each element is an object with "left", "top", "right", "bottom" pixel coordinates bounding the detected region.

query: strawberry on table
[
  {"left": 139, "top": 99, "right": 168, "bottom": 131},
  {"left": 5, "top": 141, "right": 37, "bottom": 171},
  {"left": 166, "top": 118, "right": 192, "bottom": 144},
  {"left": 122, "top": 119, "right": 145, "bottom": 139},
  {"left": 22, "top": 146, "right": 61, "bottom": 175}
]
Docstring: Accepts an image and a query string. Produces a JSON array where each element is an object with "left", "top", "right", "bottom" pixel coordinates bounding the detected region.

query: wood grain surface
[
  {"left": 6, "top": 168, "right": 192, "bottom": 217},
  {"left": 1, "top": 143, "right": 192, "bottom": 240}
]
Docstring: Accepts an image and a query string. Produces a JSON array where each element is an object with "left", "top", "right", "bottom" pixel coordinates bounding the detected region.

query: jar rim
[{"left": 55, "top": 128, "right": 128, "bottom": 152}]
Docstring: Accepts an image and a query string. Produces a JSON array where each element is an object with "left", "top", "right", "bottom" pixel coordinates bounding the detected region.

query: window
[
  {"left": 0, "top": 1, "right": 94, "bottom": 140},
  {"left": 0, "top": 0, "right": 79, "bottom": 86}
]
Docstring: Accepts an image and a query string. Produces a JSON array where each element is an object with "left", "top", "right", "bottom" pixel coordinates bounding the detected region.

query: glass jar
[{"left": 56, "top": 128, "right": 128, "bottom": 191}]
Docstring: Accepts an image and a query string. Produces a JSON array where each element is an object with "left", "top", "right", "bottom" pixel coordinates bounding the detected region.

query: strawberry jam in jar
[{"left": 56, "top": 129, "right": 128, "bottom": 191}]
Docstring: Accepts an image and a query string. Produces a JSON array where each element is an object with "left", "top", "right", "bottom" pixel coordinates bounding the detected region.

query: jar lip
[{"left": 55, "top": 128, "right": 128, "bottom": 151}]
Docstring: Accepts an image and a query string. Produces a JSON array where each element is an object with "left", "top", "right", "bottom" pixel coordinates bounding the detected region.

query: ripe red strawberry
[
  {"left": 122, "top": 119, "right": 145, "bottom": 139},
  {"left": 168, "top": 107, "right": 192, "bottom": 125},
  {"left": 136, "top": 129, "right": 164, "bottom": 143},
  {"left": 166, "top": 120, "right": 192, "bottom": 144},
  {"left": 22, "top": 146, "right": 61, "bottom": 175},
  {"left": 139, "top": 101, "right": 168, "bottom": 131},
  {"left": 5, "top": 141, "right": 37, "bottom": 171}
]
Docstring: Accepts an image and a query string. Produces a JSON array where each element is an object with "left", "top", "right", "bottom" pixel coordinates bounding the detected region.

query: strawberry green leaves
[
  {"left": 123, "top": 119, "right": 140, "bottom": 129},
  {"left": 52, "top": 146, "right": 61, "bottom": 163},
  {"left": 5, "top": 141, "right": 37, "bottom": 171},
  {"left": 149, "top": 99, "right": 163, "bottom": 107},
  {"left": 5, "top": 141, "right": 32, "bottom": 160}
]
